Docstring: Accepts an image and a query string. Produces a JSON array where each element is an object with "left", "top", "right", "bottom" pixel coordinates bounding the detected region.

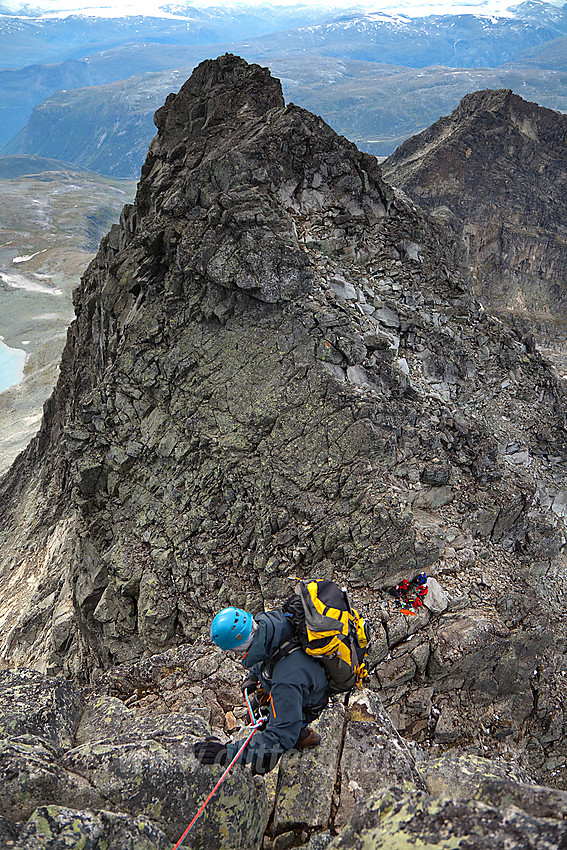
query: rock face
[
  {"left": 0, "top": 662, "right": 267, "bottom": 849},
  {"left": 382, "top": 89, "right": 567, "bottom": 372},
  {"left": 1, "top": 53, "right": 567, "bottom": 807},
  {"left": 326, "top": 785, "right": 567, "bottom": 850},
  {"left": 4, "top": 651, "right": 567, "bottom": 849}
]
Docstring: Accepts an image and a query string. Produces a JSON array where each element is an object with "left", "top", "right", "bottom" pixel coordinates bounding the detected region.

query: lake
[{"left": 0, "top": 340, "right": 26, "bottom": 393}]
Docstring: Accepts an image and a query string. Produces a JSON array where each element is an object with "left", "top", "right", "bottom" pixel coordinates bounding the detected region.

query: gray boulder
[
  {"left": 327, "top": 785, "right": 567, "bottom": 849},
  {"left": 75, "top": 694, "right": 211, "bottom": 744},
  {"left": 0, "top": 662, "right": 267, "bottom": 850},
  {"left": 0, "top": 669, "right": 82, "bottom": 749},
  {"left": 272, "top": 702, "right": 345, "bottom": 836},
  {"left": 0, "top": 736, "right": 100, "bottom": 823},
  {"left": 14, "top": 805, "right": 171, "bottom": 849},
  {"left": 423, "top": 577, "right": 448, "bottom": 613},
  {"left": 335, "top": 690, "right": 425, "bottom": 829},
  {"left": 64, "top": 734, "right": 267, "bottom": 848},
  {"left": 476, "top": 776, "right": 567, "bottom": 820},
  {"left": 420, "top": 752, "right": 533, "bottom": 799}
]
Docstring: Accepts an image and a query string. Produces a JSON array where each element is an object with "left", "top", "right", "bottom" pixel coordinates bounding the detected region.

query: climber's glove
[
  {"left": 241, "top": 676, "right": 260, "bottom": 698},
  {"left": 193, "top": 737, "right": 229, "bottom": 765}
]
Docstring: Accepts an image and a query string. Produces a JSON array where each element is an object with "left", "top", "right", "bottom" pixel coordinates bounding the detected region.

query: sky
[{"left": 3, "top": 0, "right": 565, "bottom": 18}]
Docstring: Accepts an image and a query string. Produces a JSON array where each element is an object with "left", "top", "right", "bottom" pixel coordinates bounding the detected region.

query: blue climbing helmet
[{"left": 210, "top": 607, "right": 255, "bottom": 651}]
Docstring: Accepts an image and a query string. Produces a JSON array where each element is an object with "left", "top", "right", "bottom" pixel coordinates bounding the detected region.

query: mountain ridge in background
[
  {"left": 0, "top": 0, "right": 566, "bottom": 171},
  {"left": 382, "top": 87, "right": 567, "bottom": 373},
  {"left": 3, "top": 55, "right": 567, "bottom": 173}
]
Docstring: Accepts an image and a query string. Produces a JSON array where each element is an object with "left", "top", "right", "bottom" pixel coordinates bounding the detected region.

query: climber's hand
[
  {"left": 241, "top": 676, "right": 259, "bottom": 698},
  {"left": 193, "top": 737, "right": 229, "bottom": 765}
]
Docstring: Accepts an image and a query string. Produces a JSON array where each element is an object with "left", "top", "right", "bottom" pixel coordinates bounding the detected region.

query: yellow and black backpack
[{"left": 269, "top": 579, "right": 371, "bottom": 694}]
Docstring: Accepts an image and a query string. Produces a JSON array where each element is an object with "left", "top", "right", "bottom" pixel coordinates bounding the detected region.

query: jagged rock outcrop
[
  {"left": 325, "top": 785, "right": 567, "bottom": 849},
  {"left": 382, "top": 89, "right": 567, "bottom": 372},
  {"left": 1, "top": 54, "right": 567, "bottom": 809},
  {"left": 7, "top": 652, "right": 567, "bottom": 849},
  {"left": 0, "top": 662, "right": 267, "bottom": 849},
  {"left": 5, "top": 651, "right": 567, "bottom": 849}
]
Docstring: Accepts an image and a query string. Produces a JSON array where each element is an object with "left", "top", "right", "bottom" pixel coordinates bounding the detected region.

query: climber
[{"left": 192, "top": 606, "right": 329, "bottom": 775}]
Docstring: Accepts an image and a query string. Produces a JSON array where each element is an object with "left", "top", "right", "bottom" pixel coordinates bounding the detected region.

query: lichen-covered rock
[
  {"left": 475, "top": 776, "right": 567, "bottom": 820},
  {"left": 75, "top": 694, "right": 211, "bottom": 745},
  {"left": 0, "top": 737, "right": 102, "bottom": 822},
  {"left": 14, "top": 805, "right": 171, "bottom": 849},
  {"left": 335, "top": 690, "right": 425, "bottom": 829},
  {"left": 272, "top": 703, "right": 345, "bottom": 835},
  {"left": 420, "top": 752, "right": 532, "bottom": 800},
  {"left": 0, "top": 669, "right": 82, "bottom": 749},
  {"left": 0, "top": 660, "right": 267, "bottom": 849},
  {"left": 327, "top": 785, "right": 567, "bottom": 849},
  {"left": 75, "top": 695, "right": 145, "bottom": 744},
  {"left": 64, "top": 734, "right": 267, "bottom": 848},
  {"left": 306, "top": 833, "right": 333, "bottom": 850},
  {"left": 4, "top": 643, "right": 567, "bottom": 850},
  {"left": 426, "top": 745, "right": 567, "bottom": 815}
]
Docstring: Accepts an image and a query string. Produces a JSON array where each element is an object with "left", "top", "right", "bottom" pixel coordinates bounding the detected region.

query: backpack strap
[{"left": 266, "top": 638, "right": 302, "bottom": 677}]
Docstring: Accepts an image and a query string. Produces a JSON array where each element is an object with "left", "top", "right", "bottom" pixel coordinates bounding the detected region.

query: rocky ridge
[
  {"left": 382, "top": 89, "right": 567, "bottom": 374},
  {"left": 0, "top": 54, "right": 567, "bottom": 845},
  {"left": 3, "top": 651, "right": 567, "bottom": 849}
]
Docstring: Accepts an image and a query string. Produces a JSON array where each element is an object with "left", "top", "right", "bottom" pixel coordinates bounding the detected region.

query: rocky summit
[
  {"left": 1, "top": 54, "right": 567, "bottom": 848},
  {"left": 382, "top": 88, "right": 567, "bottom": 374}
]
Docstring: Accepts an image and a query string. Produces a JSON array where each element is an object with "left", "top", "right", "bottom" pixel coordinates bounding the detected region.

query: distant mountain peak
[
  {"left": 383, "top": 86, "right": 565, "bottom": 172},
  {"left": 382, "top": 87, "right": 567, "bottom": 370},
  {"left": 457, "top": 85, "right": 533, "bottom": 110}
]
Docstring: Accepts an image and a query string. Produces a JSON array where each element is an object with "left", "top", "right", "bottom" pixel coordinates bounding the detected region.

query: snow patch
[
  {"left": 0, "top": 271, "right": 62, "bottom": 295},
  {"left": 12, "top": 249, "right": 47, "bottom": 264}
]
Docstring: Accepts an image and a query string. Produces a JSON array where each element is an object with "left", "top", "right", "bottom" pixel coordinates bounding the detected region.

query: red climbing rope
[{"left": 171, "top": 693, "right": 262, "bottom": 850}]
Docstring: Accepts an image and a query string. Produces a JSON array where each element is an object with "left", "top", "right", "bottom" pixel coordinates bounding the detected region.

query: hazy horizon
[{"left": 1, "top": 0, "right": 565, "bottom": 19}]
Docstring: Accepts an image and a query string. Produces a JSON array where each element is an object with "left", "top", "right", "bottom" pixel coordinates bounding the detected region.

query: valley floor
[{"left": 0, "top": 163, "right": 135, "bottom": 473}]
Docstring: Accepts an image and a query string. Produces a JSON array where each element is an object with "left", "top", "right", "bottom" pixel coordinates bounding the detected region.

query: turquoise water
[{"left": 0, "top": 340, "right": 26, "bottom": 392}]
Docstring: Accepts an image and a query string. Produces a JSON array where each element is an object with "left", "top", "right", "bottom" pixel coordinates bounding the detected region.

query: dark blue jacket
[{"left": 226, "top": 610, "right": 329, "bottom": 774}]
